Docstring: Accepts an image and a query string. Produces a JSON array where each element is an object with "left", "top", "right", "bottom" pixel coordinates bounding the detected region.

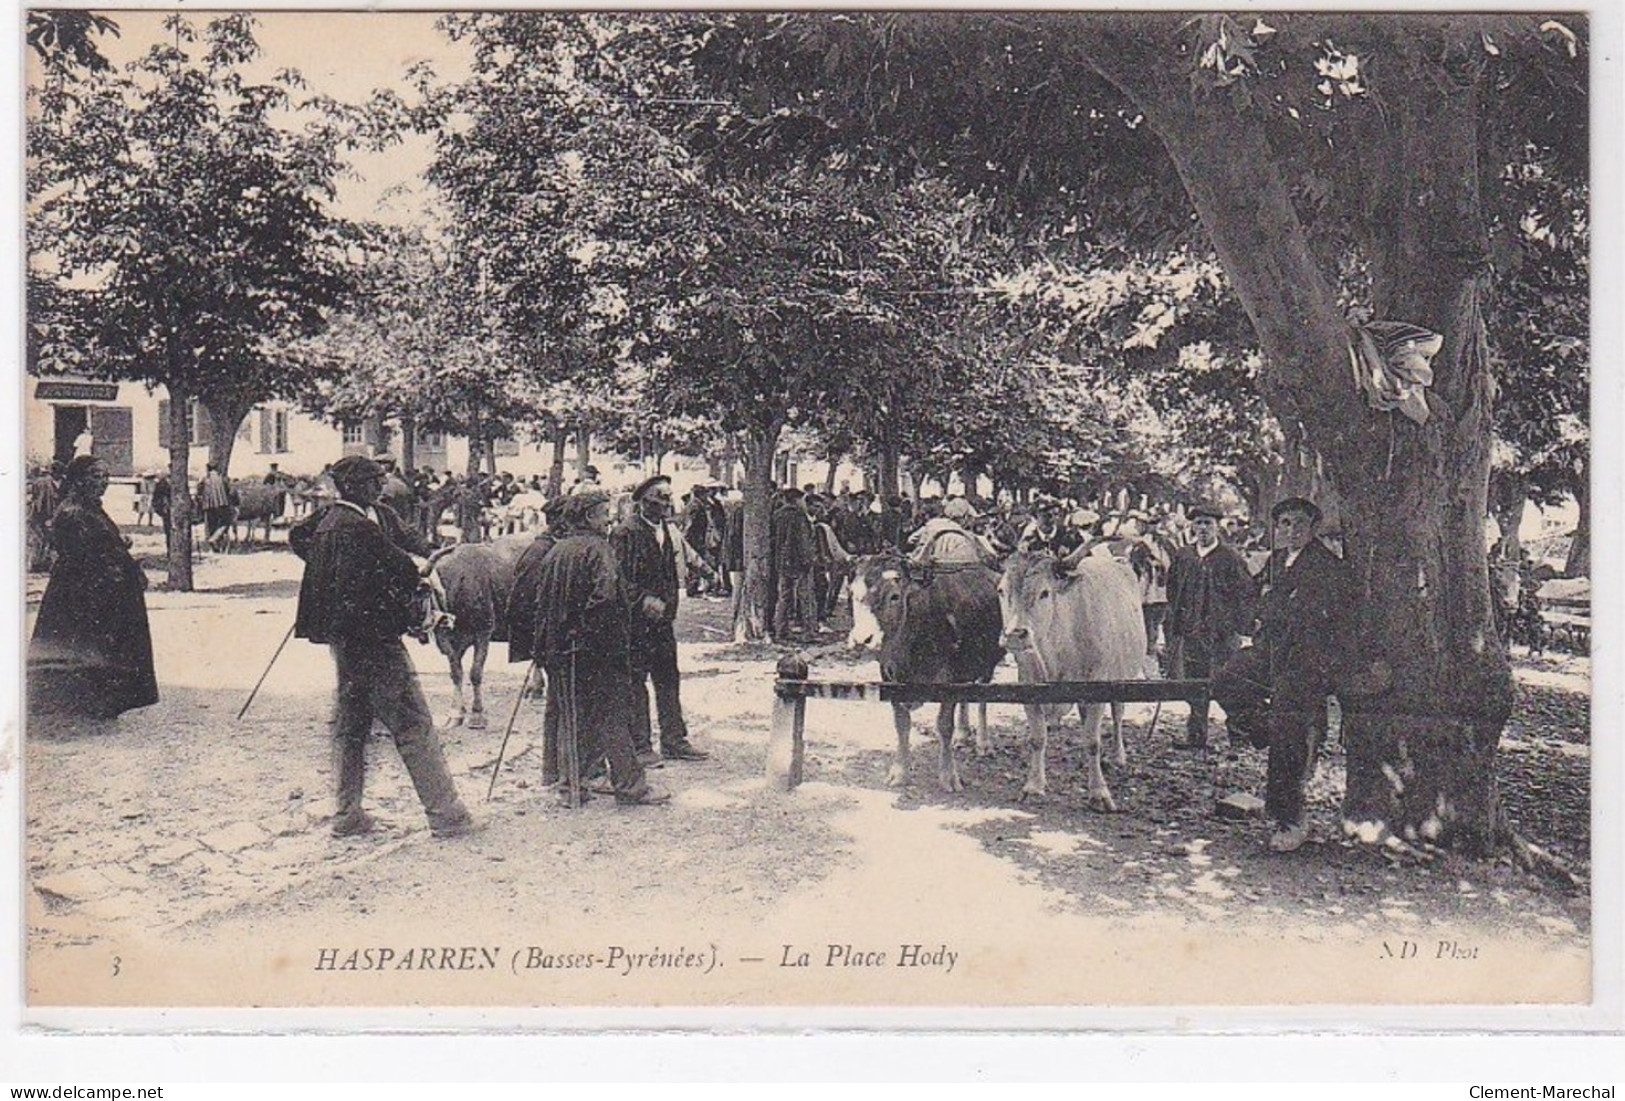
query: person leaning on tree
[
  {"left": 1164, "top": 501, "right": 1255, "bottom": 749},
  {"left": 1211, "top": 496, "right": 1358, "bottom": 854},
  {"left": 292, "top": 455, "right": 480, "bottom": 840}
]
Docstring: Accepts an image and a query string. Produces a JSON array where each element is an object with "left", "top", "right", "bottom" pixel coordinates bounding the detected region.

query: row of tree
[{"left": 28, "top": 12, "right": 1589, "bottom": 854}]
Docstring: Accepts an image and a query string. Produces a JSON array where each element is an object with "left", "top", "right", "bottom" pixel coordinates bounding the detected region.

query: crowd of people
[{"left": 20, "top": 449, "right": 1557, "bottom": 854}]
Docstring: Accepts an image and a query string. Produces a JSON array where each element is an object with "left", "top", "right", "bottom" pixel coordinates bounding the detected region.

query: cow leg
[
  {"left": 887, "top": 703, "right": 911, "bottom": 788},
  {"left": 1110, "top": 701, "right": 1127, "bottom": 767},
  {"left": 936, "top": 702, "right": 963, "bottom": 793},
  {"left": 974, "top": 702, "right": 991, "bottom": 757},
  {"left": 1018, "top": 703, "right": 1048, "bottom": 800},
  {"left": 466, "top": 636, "right": 490, "bottom": 729},
  {"left": 440, "top": 638, "right": 467, "bottom": 728},
  {"left": 1078, "top": 702, "right": 1118, "bottom": 813}
]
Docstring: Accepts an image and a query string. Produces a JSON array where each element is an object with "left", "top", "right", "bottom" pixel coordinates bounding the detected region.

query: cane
[
  {"left": 238, "top": 621, "right": 297, "bottom": 721},
  {"left": 487, "top": 660, "right": 538, "bottom": 801},
  {"left": 561, "top": 652, "right": 582, "bottom": 809}
]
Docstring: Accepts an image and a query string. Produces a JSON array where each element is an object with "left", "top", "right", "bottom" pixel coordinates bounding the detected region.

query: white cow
[{"left": 997, "top": 551, "right": 1148, "bottom": 810}]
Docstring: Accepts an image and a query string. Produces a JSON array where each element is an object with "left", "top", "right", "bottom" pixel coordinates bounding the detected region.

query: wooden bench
[{"left": 767, "top": 673, "right": 1211, "bottom": 790}]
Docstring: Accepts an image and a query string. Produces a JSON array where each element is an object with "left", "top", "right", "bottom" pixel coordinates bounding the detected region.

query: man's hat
[
  {"left": 1188, "top": 501, "right": 1225, "bottom": 521},
  {"left": 632, "top": 474, "right": 672, "bottom": 501},
  {"left": 564, "top": 488, "right": 611, "bottom": 524},
  {"left": 330, "top": 455, "right": 384, "bottom": 488},
  {"left": 1271, "top": 496, "right": 1323, "bottom": 524},
  {"left": 781, "top": 487, "right": 804, "bottom": 501}
]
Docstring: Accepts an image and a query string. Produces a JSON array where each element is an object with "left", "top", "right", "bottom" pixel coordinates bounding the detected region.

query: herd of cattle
[
  {"left": 418, "top": 528, "right": 1155, "bottom": 813},
  {"left": 169, "top": 483, "right": 1171, "bottom": 809}
]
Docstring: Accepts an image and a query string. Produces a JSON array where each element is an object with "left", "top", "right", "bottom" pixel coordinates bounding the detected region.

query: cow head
[
  {"left": 997, "top": 551, "right": 1073, "bottom": 655},
  {"left": 848, "top": 556, "right": 908, "bottom": 650}
]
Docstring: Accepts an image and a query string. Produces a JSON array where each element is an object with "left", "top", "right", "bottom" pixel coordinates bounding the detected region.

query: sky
[{"left": 68, "top": 9, "right": 475, "bottom": 225}]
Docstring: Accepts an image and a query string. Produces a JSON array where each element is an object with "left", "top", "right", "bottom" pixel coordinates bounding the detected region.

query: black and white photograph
[{"left": 11, "top": 6, "right": 1610, "bottom": 1024}]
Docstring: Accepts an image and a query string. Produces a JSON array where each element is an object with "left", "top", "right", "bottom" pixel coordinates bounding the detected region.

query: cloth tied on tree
[{"left": 1348, "top": 320, "right": 1443, "bottom": 425}]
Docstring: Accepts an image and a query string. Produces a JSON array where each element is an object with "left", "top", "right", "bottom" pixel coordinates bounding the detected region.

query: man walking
[
  {"left": 1211, "top": 497, "right": 1357, "bottom": 853},
  {"left": 292, "top": 455, "right": 479, "bottom": 840},
  {"left": 1164, "top": 502, "right": 1254, "bottom": 749},
  {"left": 612, "top": 475, "right": 711, "bottom": 763}
]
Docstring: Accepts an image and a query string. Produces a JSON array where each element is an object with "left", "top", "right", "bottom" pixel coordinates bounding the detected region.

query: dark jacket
[
  {"left": 1165, "top": 541, "right": 1255, "bottom": 645},
  {"left": 505, "top": 531, "right": 559, "bottom": 665},
  {"left": 531, "top": 533, "right": 631, "bottom": 670},
  {"left": 293, "top": 504, "right": 421, "bottom": 644},
  {"left": 1252, "top": 539, "right": 1358, "bottom": 678},
  {"left": 290, "top": 499, "right": 432, "bottom": 560},
  {"left": 771, "top": 505, "right": 817, "bottom": 575},
  {"left": 28, "top": 499, "right": 158, "bottom": 718},
  {"left": 611, "top": 516, "right": 680, "bottom": 672}
]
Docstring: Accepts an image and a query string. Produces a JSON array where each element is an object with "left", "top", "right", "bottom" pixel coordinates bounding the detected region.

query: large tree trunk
[
  {"left": 1086, "top": 30, "right": 1512, "bottom": 852},
  {"left": 400, "top": 412, "right": 417, "bottom": 473},
  {"left": 876, "top": 437, "right": 901, "bottom": 500},
  {"left": 1488, "top": 469, "right": 1529, "bottom": 564},
  {"left": 574, "top": 424, "right": 591, "bottom": 481},
  {"left": 165, "top": 381, "right": 195, "bottom": 592},
  {"left": 200, "top": 393, "right": 255, "bottom": 480},
  {"left": 1564, "top": 464, "right": 1589, "bottom": 577},
  {"left": 547, "top": 419, "right": 568, "bottom": 497},
  {"left": 735, "top": 424, "right": 780, "bottom": 643}
]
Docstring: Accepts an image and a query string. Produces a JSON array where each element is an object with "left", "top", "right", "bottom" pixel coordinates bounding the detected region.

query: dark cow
[
  {"left": 428, "top": 533, "right": 531, "bottom": 729},
  {"left": 998, "top": 551, "right": 1147, "bottom": 810},
  {"left": 847, "top": 553, "right": 1005, "bottom": 791},
  {"left": 229, "top": 481, "right": 289, "bottom": 546}
]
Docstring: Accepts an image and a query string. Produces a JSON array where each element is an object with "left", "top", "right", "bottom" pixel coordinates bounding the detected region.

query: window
[
  {"left": 341, "top": 421, "right": 365, "bottom": 447},
  {"left": 257, "top": 406, "right": 289, "bottom": 454},
  {"left": 416, "top": 429, "right": 445, "bottom": 449},
  {"left": 157, "top": 399, "right": 211, "bottom": 449}
]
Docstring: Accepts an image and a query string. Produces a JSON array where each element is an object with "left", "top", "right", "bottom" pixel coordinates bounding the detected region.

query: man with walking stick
[
  {"left": 292, "top": 455, "right": 481, "bottom": 839},
  {"left": 530, "top": 490, "right": 669, "bottom": 808}
]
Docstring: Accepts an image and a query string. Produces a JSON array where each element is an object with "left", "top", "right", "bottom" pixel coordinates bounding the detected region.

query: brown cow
[{"left": 847, "top": 554, "right": 1004, "bottom": 792}]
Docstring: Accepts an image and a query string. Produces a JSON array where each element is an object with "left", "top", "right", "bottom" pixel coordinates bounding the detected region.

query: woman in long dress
[{"left": 28, "top": 454, "right": 159, "bottom": 724}]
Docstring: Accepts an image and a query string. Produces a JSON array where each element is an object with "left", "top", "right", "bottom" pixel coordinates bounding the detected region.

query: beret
[
  {"left": 632, "top": 474, "right": 672, "bottom": 501},
  {"left": 330, "top": 455, "right": 384, "bottom": 485},
  {"left": 1271, "top": 496, "right": 1323, "bottom": 523}
]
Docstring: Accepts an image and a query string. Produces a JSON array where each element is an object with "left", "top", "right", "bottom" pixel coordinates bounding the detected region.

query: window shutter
[{"left": 259, "top": 408, "right": 272, "bottom": 453}]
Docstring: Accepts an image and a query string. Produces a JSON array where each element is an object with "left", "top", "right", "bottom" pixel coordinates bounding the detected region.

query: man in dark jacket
[
  {"left": 532, "top": 490, "right": 668, "bottom": 805},
  {"left": 293, "top": 455, "right": 477, "bottom": 840},
  {"left": 1165, "top": 502, "right": 1256, "bottom": 748},
  {"left": 770, "top": 487, "right": 817, "bottom": 641},
  {"left": 611, "top": 475, "right": 710, "bottom": 763},
  {"left": 506, "top": 496, "right": 568, "bottom": 784},
  {"left": 1212, "top": 496, "right": 1357, "bottom": 853}
]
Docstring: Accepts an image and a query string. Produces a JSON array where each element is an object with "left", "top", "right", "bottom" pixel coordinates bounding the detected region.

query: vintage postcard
[{"left": 8, "top": 5, "right": 1617, "bottom": 1035}]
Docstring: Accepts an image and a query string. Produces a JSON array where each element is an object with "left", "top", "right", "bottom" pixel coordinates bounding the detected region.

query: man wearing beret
[
  {"left": 1212, "top": 496, "right": 1358, "bottom": 853},
  {"left": 1164, "top": 502, "right": 1255, "bottom": 749},
  {"left": 531, "top": 490, "right": 668, "bottom": 804},
  {"left": 505, "top": 495, "right": 571, "bottom": 784},
  {"left": 293, "top": 455, "right": 478, "bottom": 839},
  {"left": 611, "top": 474, "right": 710, "bottom": 762}
]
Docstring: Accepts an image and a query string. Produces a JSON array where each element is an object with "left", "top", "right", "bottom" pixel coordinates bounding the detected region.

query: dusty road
[{"left": 21, "top": 541, "right": 1593, "bottom": 1010}]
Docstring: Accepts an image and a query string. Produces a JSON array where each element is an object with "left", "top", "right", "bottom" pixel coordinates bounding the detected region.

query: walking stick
[
  {"left": 487, "top": 660, "right": 538, "bottom": 802},
  {"left": 561, "top": 651, "right": 582, "bottom": 809},
  {"left": 238, "top": 621, "right": 297, "bottom": 721}
]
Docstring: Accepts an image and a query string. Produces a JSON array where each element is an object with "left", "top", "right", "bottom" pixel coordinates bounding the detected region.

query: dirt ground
[{"left": 19, "top": 534, "right": 1594, "bottom": 1010}]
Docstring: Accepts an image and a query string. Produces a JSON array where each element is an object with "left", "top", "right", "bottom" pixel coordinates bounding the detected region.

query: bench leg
[{"left": 767, "top": 692, "right": 806, "bottom": 792}]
